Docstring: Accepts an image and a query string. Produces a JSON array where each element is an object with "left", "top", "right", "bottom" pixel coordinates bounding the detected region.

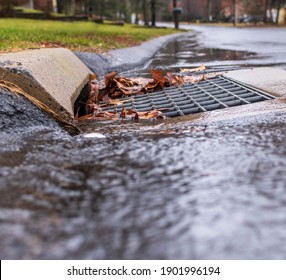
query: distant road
[{"left": 157, "top": 23, "right": 286, "bottom": 69}]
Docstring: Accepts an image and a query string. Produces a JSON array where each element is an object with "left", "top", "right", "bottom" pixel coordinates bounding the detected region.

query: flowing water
[{"left": 1, "top": 27, "right": 286, "bottom": 259}]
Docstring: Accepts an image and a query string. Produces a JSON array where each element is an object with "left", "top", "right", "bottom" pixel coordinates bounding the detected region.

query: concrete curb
[
  {"left": 107, "top": 32, "right": 186, "bottom": 72},
  {"left": 0, "top": 48, "right": 92, "bottom": 120}
]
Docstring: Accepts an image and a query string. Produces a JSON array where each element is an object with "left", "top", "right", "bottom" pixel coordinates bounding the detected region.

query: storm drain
[{"left": 102, "top": 76, "right": 275, "bottom": 117}]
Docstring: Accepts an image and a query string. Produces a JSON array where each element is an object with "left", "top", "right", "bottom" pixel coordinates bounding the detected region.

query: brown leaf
[
  {"left": 183, "top": 74, "right": 205, "bottom": 84},
  {"left": 120, "top": 104, "right": 126, "bottom": 118},
  {"left": 80, "top": 68, "right": 217, "bottom": 121},
  {"left": 115, "top": 77, "right": 136, "bottom": 87},
  {"left": 180, "top": 65, "right": 206, "bottom": 73},
  {"left": 105, "top": 98, "right": 133, "bottom": 106},
  {"left": 76, "top": 113, "right": 95, "bottom": 121},
  {"left": 144, "top": 80, "right": 160, "bottom": 92},
  {"left": 135, "top": 109, "right": 166, "bottom": 120},
  {"left": 110, "top": 90, "right": 124, "bottom": 98},
  {"left": 92, "top": 103, "right": 103, "bottom": 111},
  {"left": 114, "top": 79, "right": 135, "bottom": 95},
  {"left": 131, "top": 77, "right": 153, "bottom": 87},
  {"left": 166, "top": 72, "right": 184, "bottom": 86},
  {"left": 127, "top": 109, "right": 137, "bottom": 114},
  {"left": 105, "top": 71, "right": 118, "bottom": 87},
  {"left": 89, "top": 73, "right": 97, "bottom": 81},
  {"left": 150, "top": 68, "right": 168, "bottom": 87}
]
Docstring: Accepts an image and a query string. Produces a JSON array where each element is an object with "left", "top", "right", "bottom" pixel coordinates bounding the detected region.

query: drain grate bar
[
  {"left": 222, "top": 76, "right": 275, "bottom": 100},
  {"left": 206, "top": 77, "right": 251, "bottom": 105},
  {"left": 193, "top": 82, "right": 229, "bottom": 109},
  {"left": 101, "top": 76, "right": 275, "bottom": 117}
]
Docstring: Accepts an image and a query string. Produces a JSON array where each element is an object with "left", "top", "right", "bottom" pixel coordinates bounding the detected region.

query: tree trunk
[
  {"left": 45, "top": 0, "right": 53, "bottom": 15},
  {"left": 207, "top": 0, "right": 212, "bottom": 22},
  {"left": 57, "top": 0, "right": 64, "bottom": 14},
  {"left": 8, "top": 0, "right": 14, "bottom": 12},
  {"left": 28, "top": 0, "right": 34, "bottom": 9},
  {"left": 264, "top": 0, "right": 269, "bottom": 23},
  {"left": 100, "top": 0, "right": 105, "bottom": 21},
  {"left": 186, "top": 0, "right": 191, "bottom": 22},
  {"left": 275, "top": 0, "right": 284, "bottom": 24},
  {"left": 269, "top": 0, "right": 275, "bottom": 23},
  {"left": 134, "top": 0, "right": 140, "bottom": 24},
  {"left": 142, "top": 0, "right": 149, "bottom": 26},
  {"left": 232, "top": 0, "right": 236, "bottom": 26},
  {"left": 151, "top": 0, "right": 156, "bottom": 26},
  {"left": 64, "top": 0, "right": 76, "bottom": 15},
  {"left": 173, "top": 0, "right": 179, "bottom": 29},
  {"left": 124, "top": 0, "right": 132, "bottom": 23}
]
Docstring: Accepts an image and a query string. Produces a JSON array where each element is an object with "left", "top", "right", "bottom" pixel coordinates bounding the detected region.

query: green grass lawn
[{"left": 0, "top": 19, "right": 181, "bottom": 53}]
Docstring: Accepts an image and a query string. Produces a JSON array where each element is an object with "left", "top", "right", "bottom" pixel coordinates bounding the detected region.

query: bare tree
[
  {"left": 272, "top": 0, "right": 286, "bottom": 24},
  {"left": 173, "top": 0, "right": 179, "bottom": 29},
  {"left": 124, "top": 0, "right": 132, "bottom": 23},
  {"left": 62, "top": 0, "right": 76, "bottom": 15},
  {"left": 232, "top": 0, "right": 236, "bottom": 26},
  {"left": 186, "top": 0, "right": 191, "bottom": 22},
  {"left": 45, "top": 0, "right": 53, "bottom": 15},
  {"left": 207, "top": 0, "right": 212, "bottom": 21},
  {"left": 0, "top": 0, "right": 17, "bottom": 15},
  {"left": 142, "top": 0, "right": 149, "bottom": 25},
  {"left": 28, "top": 0, "right": 34, "bottom": 9},
  {"left": 151, "top": 0, "right": 156, "bottom": 26},
  {"left": 134, "top": 0, "right": 140, "bottom": 24},
  {"left": 264, "top": 0, "right": 270, "bottom": 22}
]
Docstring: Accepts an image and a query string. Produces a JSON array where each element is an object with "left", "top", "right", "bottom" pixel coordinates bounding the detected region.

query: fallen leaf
[
  {"left": 166, "top": 72, "right": 185, "bottom": 86},
  {"left": 76, "top": 113, "right": 95, "bottom": 121},
  {"left": 89, "top": 73, "right": 97, "bottom": 81},
  {"left": 120, "top": 104, "right": 126, "bottom": 118},
  {"left": 180, "top": 65, "right": 206, "bottom": 73},
  {"left": 150, "top": 68, "right": 169, "bottom": 87},
  {"left": 80, "top": 66, "right": 218, "bottom": 121},
  {"left": 183, "top": 74, "right": 205, "bottom": 84},
  {"left": 101, "top": 98, "right": 133, "bottom": 106},
  {"left": 105, "top": 71, "right": 118, "bottom": 87}
]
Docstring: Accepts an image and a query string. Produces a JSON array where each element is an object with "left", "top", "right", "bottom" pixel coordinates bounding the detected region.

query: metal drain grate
[{"left": 101, "top": 76, "right": 275, "bottom": 117}]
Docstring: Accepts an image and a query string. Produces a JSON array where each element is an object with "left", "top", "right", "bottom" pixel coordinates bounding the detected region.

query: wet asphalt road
[
  {"left": 153, "top": 24, "right": 286, "bottom": 70},
  {"left": 1, "top": 26, "right": 286, "bottom": 260},
  {"left": 2, "top": 110, "right": 286, "bottom": 259}
]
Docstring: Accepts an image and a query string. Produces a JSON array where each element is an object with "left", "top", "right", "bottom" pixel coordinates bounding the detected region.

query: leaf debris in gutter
[{"left": 77, "top": 65, "right": 218, "bottom": 121}]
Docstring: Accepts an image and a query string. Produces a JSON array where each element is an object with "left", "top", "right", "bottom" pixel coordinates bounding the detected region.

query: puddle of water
[
  {"left": 126, "top": 35, "right": 259, "bottom": 77},
  {"left": 151, "top": 44, "right": 257, "bottom": 71}
]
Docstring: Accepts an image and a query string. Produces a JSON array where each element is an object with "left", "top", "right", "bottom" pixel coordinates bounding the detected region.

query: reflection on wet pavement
[{"left": 149, "top": 35, "right": 257, "bottom": 71}]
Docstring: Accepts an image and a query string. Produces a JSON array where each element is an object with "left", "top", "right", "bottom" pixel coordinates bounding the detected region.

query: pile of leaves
[
  {"left": 98, "top": 65, "right": 206, "bottom": 101},
  {"left": 77, "top": 104, "right": 166, "bottom": 121},
  {"left": 76, "top": 65, "right": 208, "bottom": 121}
]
